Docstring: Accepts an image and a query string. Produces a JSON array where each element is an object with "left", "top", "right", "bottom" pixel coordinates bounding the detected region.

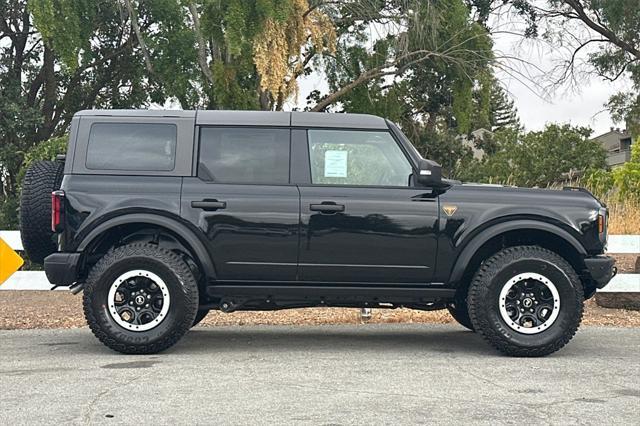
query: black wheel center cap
[
  {"left": 135, "top": 295, "right": 146, "bottom": 305},
  {"left": 522, "top": 298, "right": 533, "bottom": 308}
]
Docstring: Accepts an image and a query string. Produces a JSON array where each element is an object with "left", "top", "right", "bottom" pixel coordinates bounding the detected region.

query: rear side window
[
  {"left": 198, "top": 127, "right": 290, "bottom": 184},
  {"left": 86, "top": 123, "right": 177, "bottom": 171}
]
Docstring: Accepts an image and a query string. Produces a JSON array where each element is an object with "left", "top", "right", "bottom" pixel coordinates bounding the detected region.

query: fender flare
[
  {"left": 449, "top": 220, "right": 587, "bottom": 285},
  {"left": 77, "top": 213, "right": 216, "bottom": 279}
]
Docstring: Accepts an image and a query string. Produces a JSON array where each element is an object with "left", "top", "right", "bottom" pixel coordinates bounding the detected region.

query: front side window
[
  {"left": 86, "top": 123, "right": 177, "bottom": 171},
  {"left": 198, "top": 127, "right": 290, "bottom": 184},
  {"left": 308, "top": 130, "right": 412, "bottom": 186}
]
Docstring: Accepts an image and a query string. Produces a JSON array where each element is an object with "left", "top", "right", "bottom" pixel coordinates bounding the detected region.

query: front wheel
[
  {"left": 447, "top": 299, "right": 475, "bottom": 331},
  {"left": 191, "top": 308, "right": 210, "bottom": 328},
  {"left": 83, "top": 243, "right": 199, "bottom": 354},
  {"left": 468, "top": 246, "right": 584, "bottom": 357}
]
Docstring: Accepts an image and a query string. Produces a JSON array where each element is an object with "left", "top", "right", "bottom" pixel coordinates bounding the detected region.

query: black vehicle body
[{"left": 44, "top": 109, "right": 614, "bottom": 313}]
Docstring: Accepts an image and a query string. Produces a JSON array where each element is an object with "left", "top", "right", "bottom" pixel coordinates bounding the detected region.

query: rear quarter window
[{"left": 86, "top": 123, "right": 177, "bottom": 171}]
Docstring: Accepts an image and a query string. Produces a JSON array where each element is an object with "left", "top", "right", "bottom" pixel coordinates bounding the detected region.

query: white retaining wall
[{"left": 1, "top": 231, "right": 638, "bottom": 292}]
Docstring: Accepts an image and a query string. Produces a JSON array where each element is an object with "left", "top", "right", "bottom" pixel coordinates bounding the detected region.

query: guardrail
[{"left": 0, "top": 230, "right": 638, "bottom": 292}]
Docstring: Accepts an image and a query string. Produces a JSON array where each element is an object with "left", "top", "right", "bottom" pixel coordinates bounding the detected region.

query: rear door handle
[
  {"left": 191, "top": 200, "right": 227, "bottom": 211},
  {"left": 310, "top": 203, "right": 345, "bottom": 213}
]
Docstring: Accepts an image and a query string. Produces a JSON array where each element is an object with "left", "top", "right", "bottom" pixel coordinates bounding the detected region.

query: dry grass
[{"left": 608, "top": 201, "right": 640, "bottom": 234}]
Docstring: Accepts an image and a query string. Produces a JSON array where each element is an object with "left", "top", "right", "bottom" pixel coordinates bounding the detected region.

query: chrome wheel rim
[
  {"left": 108, "top": 270, "right": 170, "bottom": 332},
  {"left": 498, "top": 272, "right": 560, "bottom": 335}
]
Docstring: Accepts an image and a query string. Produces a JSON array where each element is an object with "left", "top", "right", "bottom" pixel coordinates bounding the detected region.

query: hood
[{"left": 438, "top": 183, "right": 605, "bottom": 251}]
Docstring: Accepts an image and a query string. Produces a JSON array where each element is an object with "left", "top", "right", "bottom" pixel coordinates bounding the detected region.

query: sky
[{"left": 491, "top": 29, "right": 632, "bottom": 137}]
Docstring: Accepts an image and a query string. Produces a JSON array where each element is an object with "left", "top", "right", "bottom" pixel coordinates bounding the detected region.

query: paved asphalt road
[{"left": 1, "top": 324, "right": 639, "bottom": 425}]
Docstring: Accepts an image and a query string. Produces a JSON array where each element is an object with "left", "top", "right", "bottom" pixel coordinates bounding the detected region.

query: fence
[{"left": 0, "top": 230, "right": 638, "bottom": 292}]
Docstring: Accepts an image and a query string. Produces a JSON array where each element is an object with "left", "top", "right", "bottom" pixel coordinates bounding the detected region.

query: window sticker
[{"left": 324, "top": 150, "right": 348, "bottom": 177}]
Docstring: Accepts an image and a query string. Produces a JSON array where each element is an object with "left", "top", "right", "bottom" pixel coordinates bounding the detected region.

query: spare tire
[{"left": 20, "top": 160, "right": 64, "bottom": 264}]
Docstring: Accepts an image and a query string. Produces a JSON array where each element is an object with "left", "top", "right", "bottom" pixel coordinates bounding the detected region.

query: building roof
[{"left": 592, "top": 128, "right": 631, "bottom": 151}]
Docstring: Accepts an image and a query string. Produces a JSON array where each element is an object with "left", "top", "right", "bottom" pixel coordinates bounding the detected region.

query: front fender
[{"left": 447, "top": 219, "right": 587, "bottom": 285}]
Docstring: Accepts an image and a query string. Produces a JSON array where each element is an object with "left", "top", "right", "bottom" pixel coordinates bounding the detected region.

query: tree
[
  {"left": 476, "top": 0, "right": 640, "bottom": 135},
  {"left": 460, "top": 124, "right": 607, "bottom": 186},
  {"left": 540, "top": 0, "right": 639, "bottom": 136},
  {"left": 0, "top": 0, "right": 149, "bottom": 226},
  {"left": 488, "top": 80, "right": 520, "bottom": 131},
  {"left": 318, "top": 0, "right": 496, "bottom": 171}
]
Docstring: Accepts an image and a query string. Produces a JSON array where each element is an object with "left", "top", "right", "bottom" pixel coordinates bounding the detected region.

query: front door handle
[
  {"left": 310, "top": 203, "right": 345, "bottom": 213},
  {"left": 191, "top": 199, "right": 227, "bottom": 211}
]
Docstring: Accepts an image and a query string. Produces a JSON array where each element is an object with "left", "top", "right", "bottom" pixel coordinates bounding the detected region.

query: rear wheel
[
  {"left": 19, "top": 160, "right": 64, "bottom": 264},
  {"left": 468, "top": 246, "right": 583, "bottom": 357},
  {"left": 83, "top": 243, "right": 199, "bottom": 354}
]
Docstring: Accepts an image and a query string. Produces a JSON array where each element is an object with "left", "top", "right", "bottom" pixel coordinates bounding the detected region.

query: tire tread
[
  {"left": 467, "top": 245, "right": 584, "bottom": 357},
  {"left": 19, "top": 160, "right": 64, "bottom": 264},
  {"left": 83, "top": 243, "right": 198, "bottom": 354}
]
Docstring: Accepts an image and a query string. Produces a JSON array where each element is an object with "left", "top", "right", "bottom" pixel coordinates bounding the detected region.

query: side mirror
[{"left": 416, "top": 159, "right": 442, "bottom": 187}]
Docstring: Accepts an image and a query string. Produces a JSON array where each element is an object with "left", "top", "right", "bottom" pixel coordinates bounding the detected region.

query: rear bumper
[
  {"left": 584, "top": 255, "right": 617, "bottom": 289},
  {"left": 44, "top": 253, "right": 81, "bottom": 286}
]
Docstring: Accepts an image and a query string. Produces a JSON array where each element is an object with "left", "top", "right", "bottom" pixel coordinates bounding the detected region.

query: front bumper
[
  {"left": 584, "top": 255, "right": 617, "bottom": 289},
  {"left": 44, "top": 253, "right": 81, "bottom": 286}
]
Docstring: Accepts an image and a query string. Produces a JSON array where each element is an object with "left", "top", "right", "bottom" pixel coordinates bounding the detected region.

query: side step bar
[{"left": 206, "top": 284, "right": 455, "bottom": 302}]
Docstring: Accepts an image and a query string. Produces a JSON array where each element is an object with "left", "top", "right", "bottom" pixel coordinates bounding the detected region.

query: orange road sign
[{"left": 0, "top": 237, "right": 24, "bottom": 285}]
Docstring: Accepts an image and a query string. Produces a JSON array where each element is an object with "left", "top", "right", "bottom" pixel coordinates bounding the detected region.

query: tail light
[{"left": 51, "top": 190, "right": 65, "bottom": 232}]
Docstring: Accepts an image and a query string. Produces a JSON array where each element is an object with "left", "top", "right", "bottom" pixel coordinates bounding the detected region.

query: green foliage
[
  {"left": 584, "top": 168, "right": 615, "bottom": 200},
  {"left": 414, "top": 130, "right": 474, "bottom": 179},
  {"left": 488, "top": 80, "right": 520, "bottom": 131},
  {"left": 29, "top": 0, "right": 95, "bottom": 68},
  {"left": 0, "top": 196, "right": 19, "bottom": 230},
  {"left": 1, "top": 0, "right": 149, "bottom": 200},
  {"left": 17, "top": 135, "right": 68, "bottom": 186},
  {"left": 0, "top": 135, "right": 68, "bottom": 229},
  {"left": 612, "top": 139, "right": 640, "bottom": 199},
  {"left": 460, "top": 124, "right": 607, "bottom": 187}
]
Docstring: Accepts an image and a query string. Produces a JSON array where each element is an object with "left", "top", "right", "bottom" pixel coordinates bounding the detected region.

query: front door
[
  {"left": 181, "top": 126, "right": 299, "bottom": 282},
  {"left": 297, "top": 129, "right": 439, "bottom": 284}
]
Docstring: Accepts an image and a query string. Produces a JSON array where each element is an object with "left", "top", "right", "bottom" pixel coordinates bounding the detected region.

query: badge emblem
[{"left": 442, "top": 205, "right": 458, "bottom": 217}]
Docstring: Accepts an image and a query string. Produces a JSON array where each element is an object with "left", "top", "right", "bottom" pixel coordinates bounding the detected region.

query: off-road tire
[
  {"left": 83, "top": 243, "right": 199, "bottom": 354},
  {"left": 447, "top": 299, "right": 475, "bottom": 331},
  {"left": 468, "top": 245, "right": 584, "bottom": 357},
  {"left": 192, "top": 309, "right": 209, "bottom": 328},
  {"left": 19, "top": 160, "right": 64, "bottom": 264}
]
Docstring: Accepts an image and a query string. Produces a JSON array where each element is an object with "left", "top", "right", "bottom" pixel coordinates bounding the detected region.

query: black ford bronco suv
[{"left": 20, "top": 110, "right": 615, "bottom": 356}]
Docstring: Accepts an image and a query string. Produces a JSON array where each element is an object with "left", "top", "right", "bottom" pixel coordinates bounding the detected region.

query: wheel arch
[
  {"left": 449, "top": 220, "right": 587, "bottom": 289},
  {"left": 77, "top": 213, "right": 216, "bottom": 280}
]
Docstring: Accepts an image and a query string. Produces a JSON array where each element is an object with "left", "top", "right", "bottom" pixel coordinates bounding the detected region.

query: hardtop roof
[{"left": 75, "top": 109, "right": 388, "bottom": 129}]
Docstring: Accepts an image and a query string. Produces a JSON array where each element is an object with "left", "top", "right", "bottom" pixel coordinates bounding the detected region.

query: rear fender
[{"left": 77, "top": 213, "right": 216, "bottom": 279}]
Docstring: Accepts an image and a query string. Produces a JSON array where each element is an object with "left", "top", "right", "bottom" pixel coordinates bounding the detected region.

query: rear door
[
  {"left": 181, "top": 126, "right": 300, "bottom": 282},
  {"left": 295, "top": 128, "right": 439, "bottom": 284}
]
